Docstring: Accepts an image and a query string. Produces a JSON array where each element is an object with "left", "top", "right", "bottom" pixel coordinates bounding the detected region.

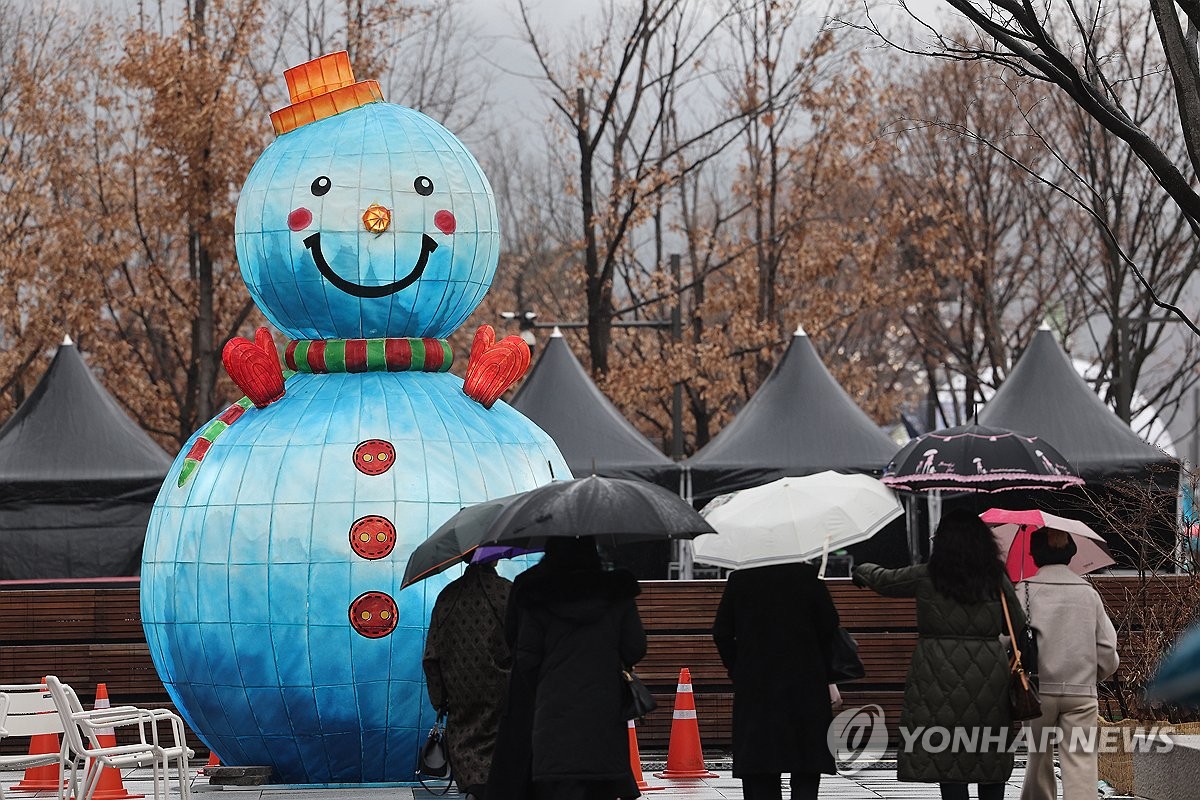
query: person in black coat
[
  {"left": 489, "top": 536, "right": 647, "bottom": 800},
  {"left": 712, "top": 562, "right": 840, "bottom": 800}
]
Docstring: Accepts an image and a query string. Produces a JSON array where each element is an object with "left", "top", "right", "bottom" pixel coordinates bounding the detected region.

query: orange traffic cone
[
  {"left": 653, "top": 668, "right": 717, "bottom": 780},
  {"left": 199, "top": 750, "right": 220, "bottom": 774},
  {"left": 12, "top": 678, "right": 65, "bottom": 792},
  {"left": 627, "top": 720, "right": 663, "bottom": 791},
  {"left": 88, "top": 684, "right": 143, "bottom": 800}
]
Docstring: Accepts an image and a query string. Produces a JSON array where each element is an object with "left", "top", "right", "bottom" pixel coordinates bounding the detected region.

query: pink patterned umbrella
[
  {"left": 883, "top": 424, "right": 1083, "bottom": 493},
  {"left": 979, "top": 508, "right": 1115, "bottom": 582}
]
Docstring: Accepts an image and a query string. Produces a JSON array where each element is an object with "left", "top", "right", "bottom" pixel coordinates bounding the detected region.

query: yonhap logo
[{"left": 828, "top": 704, "right": 888, "bottom": 773}]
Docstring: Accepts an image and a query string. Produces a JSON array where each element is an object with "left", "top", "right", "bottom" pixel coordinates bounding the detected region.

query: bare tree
[
  {"left": 276, "top": 0, "right": 492, "bottom": 132},
  {"left": 516, "top": 0, "right": 754, "bottom": 375},
  {"left": 847, "top": 0, "right": 1200, "bottom": 343},
  {"left": 883, "top": 59, "right": 1062, "bottom": 425},
  {"left": 596, "top": 26, "right": 942, "bottom": 452},
  {"left": 860, "top": 10, "right": 1200, "bottom": 436},
  {"left": 1025, "top": 47, "right": 1200, "bottom": 431},
  {"left": 80, "top": 0, "right": 272, "bottom": 443},
  {"left": 0, "top": 2, "right": 105, "bottom": 415}
]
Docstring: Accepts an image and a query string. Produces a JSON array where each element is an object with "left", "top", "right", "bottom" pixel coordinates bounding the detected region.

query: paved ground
[{"left": 0, "top": 761, "right": 1137, "bottom": 800}]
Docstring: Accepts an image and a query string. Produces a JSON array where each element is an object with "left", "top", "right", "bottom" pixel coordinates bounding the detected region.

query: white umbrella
[{"left": 693, "top": 471, "right": 903, "bottom": 571}]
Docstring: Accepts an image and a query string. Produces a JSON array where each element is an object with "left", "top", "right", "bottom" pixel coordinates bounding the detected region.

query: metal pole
[
  {"left": 905, "top": 495, "right": 921, "bottom": 564},
  {"left": 927, "top": 490, "right": 943, "bottom": 553},
  {"left": 669, "top": 254, "right": 693, "bottom": 579},
  {"left": 1192, "top": 388, "right": 1199, "bottom": 468},
  {"left": 670, "top": 254, "right": 684, "bottom": 461}
]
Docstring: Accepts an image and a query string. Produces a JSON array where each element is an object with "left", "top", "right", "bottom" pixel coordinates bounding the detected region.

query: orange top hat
[{"left": 270, "top": 52, "right": 384, "bottom": 136}]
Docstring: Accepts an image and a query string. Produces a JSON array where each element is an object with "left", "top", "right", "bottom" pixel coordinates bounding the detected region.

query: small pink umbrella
[{"left": 979, "top": 508, "right": 1115, "bottom": 582}]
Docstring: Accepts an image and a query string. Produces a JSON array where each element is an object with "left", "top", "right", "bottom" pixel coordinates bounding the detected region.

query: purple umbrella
[{"left": 471, "top": 545, "right": 541, "bottom": 564}]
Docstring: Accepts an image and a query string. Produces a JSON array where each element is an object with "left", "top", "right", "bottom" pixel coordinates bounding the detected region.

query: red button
[
  {"left": 353, "top": 439, "right": 396, "bottom": 476},
  {"left": 349, "top": 515, "right": 397, "bottom": 560},
  {"left": 349, "top": 591, "right": 399, "bottom": 639}
]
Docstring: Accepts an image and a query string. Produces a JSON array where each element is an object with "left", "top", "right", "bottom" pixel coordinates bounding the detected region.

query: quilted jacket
[{"left": 854, "top": 563, "right": 1025, "bottom": 784}]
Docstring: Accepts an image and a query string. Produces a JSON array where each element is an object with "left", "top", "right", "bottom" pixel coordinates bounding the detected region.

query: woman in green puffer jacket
[{"left": 854, "top": 509, "right": 1025, "bottom": 800}]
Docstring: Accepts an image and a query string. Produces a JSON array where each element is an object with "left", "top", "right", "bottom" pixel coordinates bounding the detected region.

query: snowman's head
[{"left": 235, "top": 52, "right": 499, "bottom": 340}]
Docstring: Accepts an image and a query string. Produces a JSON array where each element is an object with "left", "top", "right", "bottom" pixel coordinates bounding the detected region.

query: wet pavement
[{"left": 0, "top": 761, "right": 1136, "bottom": 799}]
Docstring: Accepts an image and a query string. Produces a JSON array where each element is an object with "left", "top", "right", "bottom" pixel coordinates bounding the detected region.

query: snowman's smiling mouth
[{"left": 303, "top": 232, "right": 439, "bottom": 298}]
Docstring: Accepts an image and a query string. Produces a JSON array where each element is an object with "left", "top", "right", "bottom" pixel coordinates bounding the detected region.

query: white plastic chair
[
  {"left": 0, "top": 682, "right": 76, "bottom": 800},
  {"left": 44, "top": 676, "right": 193, "bottom": 800}
]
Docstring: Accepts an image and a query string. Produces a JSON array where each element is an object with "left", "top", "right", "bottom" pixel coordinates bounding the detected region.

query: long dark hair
[{"left": 927, "top": 509, "right": 1005, "bottom": 604}]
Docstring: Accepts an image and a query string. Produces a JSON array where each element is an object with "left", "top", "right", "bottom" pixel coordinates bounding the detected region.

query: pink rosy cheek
[
  {"left": 434, "top": 210, "right": 456, "bottom": 235},
  {"left": 288, "top": 207, "right": 313, "bottom": 231}
]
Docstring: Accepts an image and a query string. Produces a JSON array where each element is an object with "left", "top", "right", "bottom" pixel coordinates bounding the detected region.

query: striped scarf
[
  {"left": 178, "top": 336, "right": 455, "bottom": 487},
  {"left": 284, "top": 337, "right": 453, "bottom": 373}
]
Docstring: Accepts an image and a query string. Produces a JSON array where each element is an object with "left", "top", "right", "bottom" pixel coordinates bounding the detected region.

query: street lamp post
[{"left": 499, "top": 310, "right": 538, "bottom": 351}]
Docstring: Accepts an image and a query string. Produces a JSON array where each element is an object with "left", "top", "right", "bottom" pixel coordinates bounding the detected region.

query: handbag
[
  {"left": 1001, "top": 590, "right": 1042, "bottom": 722},
  {"left": 621, "top": 667, "right": 658, "bottom": 721},
  {"left": 828, "top": 627, "right": 866, "bottom": 683},
  {"left": 416, "top": 711, "right": 452, "bottom": 794}
]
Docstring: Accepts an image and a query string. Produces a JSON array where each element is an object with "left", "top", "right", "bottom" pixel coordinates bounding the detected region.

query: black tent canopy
[
  {"left": 684, "top": 326, "right": 898, "bottom": 500},
  {"left": 974, "top": 326, "right": 1178, "bottom": 566},
  {"left": 0, "top": 338, "right": 171, "bottom": 579},
  {"left": 511, "top": 328, "right": 678, "bottom": 485},
  {"left": 977, "top": 327, "right": 1174, "bottom": 480}
]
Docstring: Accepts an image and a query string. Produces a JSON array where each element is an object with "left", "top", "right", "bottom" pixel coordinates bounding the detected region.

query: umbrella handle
[{"left": 817, "top": 533, "right": 832, "bottom": 580}]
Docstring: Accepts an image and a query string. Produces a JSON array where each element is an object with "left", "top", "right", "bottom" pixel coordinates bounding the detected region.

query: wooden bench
[
  {"left": 632, "top": 579, "right": 918, "bottom": 747},
  {"left": 0, "top": 575, "right": 1186, "bottom": 754}
]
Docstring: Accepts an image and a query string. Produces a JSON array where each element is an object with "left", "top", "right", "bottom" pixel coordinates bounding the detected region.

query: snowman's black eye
[
  {"left": 311, "top": 176, "right": 331, "bottom": 196},
  {"left": 414, "top": 176, "right": 434, "bottom": 196}
]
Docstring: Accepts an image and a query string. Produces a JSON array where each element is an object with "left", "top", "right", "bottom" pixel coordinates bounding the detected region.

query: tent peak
[
  {"left": 550, "top": 326, "right": 563, "bottom": 338},
  {"left": 61, "top": 334, "right": 75, "bottom": 346},
  {"left": 793, "top": 324, "right": 807, "bottom": 337}
]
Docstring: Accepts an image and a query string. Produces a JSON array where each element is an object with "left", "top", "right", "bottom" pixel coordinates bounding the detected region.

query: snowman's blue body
[{"left": 141, "top": 63, "right": 568, "bottom": 783}]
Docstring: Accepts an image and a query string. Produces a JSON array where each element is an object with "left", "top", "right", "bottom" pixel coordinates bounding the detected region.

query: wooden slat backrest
[
  {"left": 0, "top": 575, "right": 1187, "bottom": 752},
  {"left": 0, "top": 685, "right": 63, "bottom": 737},
  {"left": 0, "top": 589, "right": 142, "bottom": 643},
  {"left": 634, "top": 631, "right": 918, "bottom": 688},
  {"left": 636, "top": 579, "right": 919, "bottom": 634},
  {"left": 0, "top": 645, "right": 163, "bottom": 702}
]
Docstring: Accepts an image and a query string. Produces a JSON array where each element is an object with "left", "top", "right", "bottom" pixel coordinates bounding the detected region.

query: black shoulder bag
[
  {"left": 829, "top": 627, "right": 867, "bottom": 684},
  {"left": 621, "top": 668, "right": 657, "bottom": 721},
  {"left": 416, "top": 710, "right": 453, "bottom": 794}
]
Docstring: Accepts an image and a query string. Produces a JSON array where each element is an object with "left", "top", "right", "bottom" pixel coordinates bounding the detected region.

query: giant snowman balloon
[{"left": 141, "top": 52, "right": 569, "bottom": 783}]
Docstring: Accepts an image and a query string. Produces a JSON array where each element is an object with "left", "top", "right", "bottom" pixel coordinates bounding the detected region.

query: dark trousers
[
  {"left": 741, "top": 773, "right": 820, "bottom": 800},
  {"left": 938, "top": 782, "right": 1005, "bottom": 800}
]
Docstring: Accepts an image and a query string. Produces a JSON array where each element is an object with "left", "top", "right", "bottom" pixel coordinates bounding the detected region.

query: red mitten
[
  {"left": 222, "top": 327, "right": 286, "bottom": 408},
  {"left": 463, "top": 325, "right": 532, "bottom": 409},
  {"left": 470, "top": 324, "right": 496, "bottom": 364}
]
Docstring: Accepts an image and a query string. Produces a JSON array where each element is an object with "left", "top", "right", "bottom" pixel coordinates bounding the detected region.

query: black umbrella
[
  {"left": 401, "top": 475, "right": 715, "bottom": 588},
  {"left": 400, "top": 495, "right": 516, "bottom": 587},
  {"left": 881, "top": 424, "right": 1084, "bottom": 493}
]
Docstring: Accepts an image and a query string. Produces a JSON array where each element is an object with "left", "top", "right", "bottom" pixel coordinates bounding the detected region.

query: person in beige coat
[{"left": 1019, "top": 530, "right": 1119, "bottom": 800}]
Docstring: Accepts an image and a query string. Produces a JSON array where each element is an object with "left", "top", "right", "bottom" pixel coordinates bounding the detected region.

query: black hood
[{"left": 515, "top": 567, "right": 640, "bottom": 624}]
